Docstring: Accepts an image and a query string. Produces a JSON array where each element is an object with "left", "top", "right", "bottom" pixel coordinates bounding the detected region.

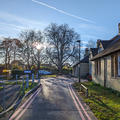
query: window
[
  {"left": 118, "top": 55, "right": 120, "bottom": 76},
  {"left": 95, "top": 59, "right": 101, "bottom": 76},
  {"left": 111, "top": 53, "right": 120, "bottom": 77}
]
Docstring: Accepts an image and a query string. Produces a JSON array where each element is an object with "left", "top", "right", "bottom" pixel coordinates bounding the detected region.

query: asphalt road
[{"left": 10, "top": 76, "right": 96, "bottom": 120}]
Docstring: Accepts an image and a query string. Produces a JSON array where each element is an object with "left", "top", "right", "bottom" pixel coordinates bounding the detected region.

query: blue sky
[{"left": 0, "top": 0, "right": 120, "bottom": 43}]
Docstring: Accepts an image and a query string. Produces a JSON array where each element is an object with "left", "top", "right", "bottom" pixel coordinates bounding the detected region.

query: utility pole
[{"left": 76, "top": 40, "right": 81, "bottom": 83}]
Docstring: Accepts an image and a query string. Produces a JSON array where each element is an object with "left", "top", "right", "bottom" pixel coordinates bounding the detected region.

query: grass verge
[
  {"left": 19, "top": 82, "right": 38, "bottom": 96},
  {"left": 0, "top": 105, "right": 3, "bottom": 113},
  {"left": 0, "top": 81, "right": 38, "bottom": 114},
  {"left": 0, "top": 86, "right": 3, "bottom": 91},
  {"left": 73, "top": 82, "right": 120, "bottom": 120},
  {"left": 41, "top": 74, "right": 56, "bottom": 78}
]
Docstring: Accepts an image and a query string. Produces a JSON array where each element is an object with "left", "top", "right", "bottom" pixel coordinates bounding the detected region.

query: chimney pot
[{"left": 118, "top": 23, "right": 120, "bottom": 34}]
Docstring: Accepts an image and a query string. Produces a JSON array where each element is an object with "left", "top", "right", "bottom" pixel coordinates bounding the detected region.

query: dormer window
[{"left": 98, "top": 46, "right": 103, "bottom": 53}]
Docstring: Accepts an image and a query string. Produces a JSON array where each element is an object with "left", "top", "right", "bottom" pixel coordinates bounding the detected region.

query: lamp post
[{"left": 76, "top": 40, "right": 81, "bottom": 83}]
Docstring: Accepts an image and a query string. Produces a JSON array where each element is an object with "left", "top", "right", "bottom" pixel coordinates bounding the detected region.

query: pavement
[{"left": 9, "top": 76, "right": 97, "bottom": 120}]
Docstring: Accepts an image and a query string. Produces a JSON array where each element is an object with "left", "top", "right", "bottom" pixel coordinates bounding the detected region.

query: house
[
  {"left": 72, "top": 48, "right": 89, "bottom": 78},
  {"left": 89, "top": 48, "right": 98, "bottom": 75},
  {"left": 0, "top": 64, "right": 4, "bottom": 75},
  {"left": 90, "top": 23, "right": 120, "bottom": 92},
  {"left": 11, "top": 60, "right": 25, "bottom": 70}
]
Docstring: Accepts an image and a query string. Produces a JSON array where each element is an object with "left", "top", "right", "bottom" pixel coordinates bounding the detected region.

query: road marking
[
  {"left": 68, "top": 85, "right": 85, "bottom": 120},
  {"left": 10, "top": 89, "right": 38, "bottom": 119},
  {"left": 9, "top": 87, "right": 42, "bottom": 120},
  {"left": 70, "top": 85, "right": 91, "bottom": 120}
]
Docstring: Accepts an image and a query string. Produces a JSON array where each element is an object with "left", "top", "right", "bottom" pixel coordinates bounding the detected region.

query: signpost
[
  {"left": 24, "top": 70, "right": 31, "bottom": 88},
  {"left": 24, "top": 70, "right": 31, "bottom": 74},
  {"left": 26, "top": 74, "right": 29, "bottom": 88}
]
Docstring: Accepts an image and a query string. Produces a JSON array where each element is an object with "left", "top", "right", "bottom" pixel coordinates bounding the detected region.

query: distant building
[
  {"left": 11, "top": 60, "right": 25, "bottom": 70},
  {"left": 0, "top": 64, "right": 4, "bottom": 75},
  {"left": 72, "top": 48, "right": 89, "bottom": 78}
]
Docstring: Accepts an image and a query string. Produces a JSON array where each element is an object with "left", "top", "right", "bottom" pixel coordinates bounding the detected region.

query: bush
[{"left": 11, "top": 69, "right": 24, "bottom": 78}]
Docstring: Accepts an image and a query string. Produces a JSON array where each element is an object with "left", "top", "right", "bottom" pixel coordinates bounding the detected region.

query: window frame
[
  {"left": 95, "top": 59, "right": 101, "bottom": 76},
  {"left": 111, "top": 53, "right": 120, "bottom": 78}
]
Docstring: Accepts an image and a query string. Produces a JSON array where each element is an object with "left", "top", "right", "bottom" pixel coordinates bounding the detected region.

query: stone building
[
  {"left": 72, "top": 48, "right": 89, "bottom": 78},
  {"left": 90, "top": 24, "right": 120, "bottom": 91}
]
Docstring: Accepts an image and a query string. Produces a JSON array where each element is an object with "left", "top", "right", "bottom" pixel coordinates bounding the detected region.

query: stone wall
[{"left": 92, "top": 55, "right": 120, "bottom": 92}]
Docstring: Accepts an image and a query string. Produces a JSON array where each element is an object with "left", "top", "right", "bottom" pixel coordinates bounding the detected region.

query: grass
[
  {"left": 41, "top": 74, "right": 57, "bottom": 78},
  {"left": 19, "top": 81, "right": 38, "bottom": 96},
  {"left": 0, "top": 86, "right": 3, "bottom": 91},
  {"left": 0, "top": 81, "right": 38, "bottom": 98},
  {"left": 0, "top": 105, "right": 3, "bottom": 113},
  {"left": 73, "top": 82, "right": 120, "bottom": 120},
  {"left": 0, "top": 81, "right": 38, "bottom": 113}
]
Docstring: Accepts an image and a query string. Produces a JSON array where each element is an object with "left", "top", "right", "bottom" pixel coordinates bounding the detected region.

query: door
[{"left": 104, "top": 58, "right": 107, "bottom": 87}]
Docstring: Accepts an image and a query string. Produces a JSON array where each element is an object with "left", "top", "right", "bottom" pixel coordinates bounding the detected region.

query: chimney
[
  {"left": 118, "top": 23, "right": 120, "bottom": 35},
  {"left": 97, "top": 39, "right": 100, "bottom": 48},
  {"left": 84, "top": 48, "right": 89, "bottom": 57}
]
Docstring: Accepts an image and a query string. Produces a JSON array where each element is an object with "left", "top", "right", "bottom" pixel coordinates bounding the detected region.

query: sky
[{"left": 0, "top": 0, "right": 120, "bottom": 44}]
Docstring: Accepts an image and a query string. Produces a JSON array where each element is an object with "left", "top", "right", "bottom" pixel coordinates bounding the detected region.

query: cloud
[
  {"left": 0, "top": 22, "right": 25, "bottom": 31},
  {"left": 0, "top": 11, "right": 49, "bottom": 37},
  {"left": 79, "top": 23, "right": 105, "bottom": 32},
  {"left": 0, "top": 11, "right": 48, "bottom": 29},
  {"left": 81, "top": 41, "right": 88, "bottom": 44},
  {"left": 32, "top": 0, "right": 94, "bottom": 23},
  {"left": 82, "top": 34, "right": 98, "bottom": 40},
  {"left": 81, "top": 46, "right": 87, "bottom": 49}
]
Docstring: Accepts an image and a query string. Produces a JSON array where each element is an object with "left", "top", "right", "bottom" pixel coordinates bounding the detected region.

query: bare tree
[
  {"left": 0, "top": 38, "right": 12, "bottom": 69},
  {"left": 45, "top": 23, "right": 79, "bottom": 73},
  {"left": 32, "top": 31, "right": 44, "bottom": 70},
  {"left": 11, "top": 39, "right": 22, "bottom": 61},
  {"left": 19, "top": 30, "right": 44, "bottom": 70},
  {"left": 0, "top": 37, "right": 23, "bottom": 69}
]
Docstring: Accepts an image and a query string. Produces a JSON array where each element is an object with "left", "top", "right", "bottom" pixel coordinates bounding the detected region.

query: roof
[
  {"left": 80, "top": 55, "right": 89, "bottom": 63},
  {"left": 100, "top": 40, "right": 113, "bottom": 49},
  {"left": 91, "top": 36, "right": 120, "bottom": 61},
  {"left": 73, "top": 55, "right": 89, "bottom": 67},
  {"left": 90, "top": 48, "right": 98, "bottom": 56},
  {"left": 11, "top": 60, "right": 24, "bottom": 65}
]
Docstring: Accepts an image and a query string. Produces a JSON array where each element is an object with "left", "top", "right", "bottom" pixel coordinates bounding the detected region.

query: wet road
[{"left": 10, "top": 76, "right": 96, "bottom": 120}]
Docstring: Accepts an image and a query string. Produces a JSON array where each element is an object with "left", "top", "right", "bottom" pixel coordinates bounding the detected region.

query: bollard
[
  {"left": 38, "top": 73, "right": 40, "bottom": 83},
  {"left": 22, "top": 76, "right": 25, "bottom": 94},
  {"left": 38, "top": 77, "right": 40, "bottom": 83},
  {"left": 32, "top": 73, "right": 34, "bottom": 83},
  {"left": 16, "top": 74, "right": 18, "bottom": 85},
  {"left": 2, "top": 80, "right": 6, "bottom": 110},
  {"left": 26, "top": 74, "right": 29, "bottom": 89},
  {"left": 86, "top": 88, "right": 88, "bottom": 98}
]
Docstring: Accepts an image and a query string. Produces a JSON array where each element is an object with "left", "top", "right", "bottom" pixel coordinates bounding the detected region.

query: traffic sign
[{"left": 24, "top": 70, "right": 31, "bottom": 74}]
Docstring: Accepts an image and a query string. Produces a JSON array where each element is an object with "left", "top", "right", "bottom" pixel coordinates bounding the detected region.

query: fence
[{"left": 80, "top": 83, "right": 88, "bottom": 98}]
